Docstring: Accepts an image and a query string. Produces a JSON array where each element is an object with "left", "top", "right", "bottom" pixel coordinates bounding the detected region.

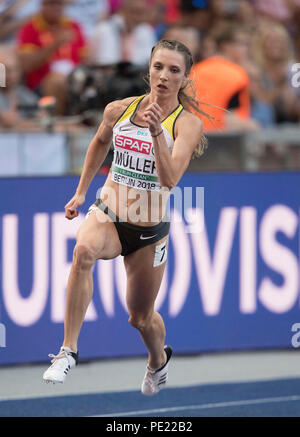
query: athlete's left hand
[{"left": 143, "top": 102, "right": 162, "bottom": 135}]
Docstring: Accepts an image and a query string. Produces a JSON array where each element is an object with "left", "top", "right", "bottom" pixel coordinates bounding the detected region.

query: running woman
[{"left": 43, "top": 39, "right": 207, "bottom": 396}]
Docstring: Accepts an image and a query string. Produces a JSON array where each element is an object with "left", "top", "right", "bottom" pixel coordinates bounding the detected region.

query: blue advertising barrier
[{"left": 0, "top": 172, "right": 300, "bottom": 365}]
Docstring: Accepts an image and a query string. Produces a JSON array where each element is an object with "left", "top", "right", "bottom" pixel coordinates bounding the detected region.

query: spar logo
[{"left": 115, "top": 135, "right": 152, "bottom": 155}]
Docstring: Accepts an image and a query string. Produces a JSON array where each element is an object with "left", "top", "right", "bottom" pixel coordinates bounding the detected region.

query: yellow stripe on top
[
  {"left": 162, "top": 104, "right": 184, "bottom": 140},
  {"left": 116, "top": 95, "right": 146, "bottom": 125},
  {"left": 115, "top": 95, "right": 183, "bottom": 140}
]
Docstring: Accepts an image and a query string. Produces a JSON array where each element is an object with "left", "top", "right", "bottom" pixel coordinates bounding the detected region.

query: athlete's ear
[{"left": 180, "top": 77, "right": 188, "bottom": 90}]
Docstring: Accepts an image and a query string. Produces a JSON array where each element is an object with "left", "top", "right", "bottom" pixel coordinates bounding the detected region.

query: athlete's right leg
[
  {"left": 43, "top": 209, "right": 122, "bottom": 383},
  {"left": 63, "top": 209, "right": 122, "bottom": 353}
]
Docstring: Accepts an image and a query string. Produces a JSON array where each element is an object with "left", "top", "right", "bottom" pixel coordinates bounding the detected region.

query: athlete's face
[{"left": 149, "top": 49, "right": 187, "bottom": 98}]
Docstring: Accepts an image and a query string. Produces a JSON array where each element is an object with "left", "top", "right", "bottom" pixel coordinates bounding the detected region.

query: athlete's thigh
[
  {"left": 76, "top": 209, "right": 122, "bottom": 259},
  {"left": 124, "top": 236, "right": 169, "bottom": 314}
]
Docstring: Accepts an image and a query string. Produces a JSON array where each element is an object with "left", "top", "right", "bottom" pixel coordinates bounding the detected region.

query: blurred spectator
[
  {"left": 108, "top": 0, "right": 121, "bottom": 13},
  {"left": 243, "top": 61, "right": 276, "bottom": 127},
  {"left": 65, "top": 0, "right": 109, "bottom": 40},
  {"left": 254, "top": 0, "right": 300, "bottom": 25},
  {"left": 190, "top": 24, "right": 259, "bottom": 132},
  {"left": 164, "top": 0, "right": 181, "bottom": 24},
  {"left": 108, "top": 0, "right": 160, "bottom": 27},
  {"left": 289, "top": 5, "right": 300, "bottom": 47},
  {"left": 0, "top": 0, "right": 14, "bottom": 13},
  {"left": 252, "top": 22, "right": 300, "bottom": 123},
  {"left": 0, "top": 0, "right": 38, "bottom": 43},
  {"left": 210, "top": 0, "right": 239, "bottom": 24},
  {"left": 17, "top": 0, "right": 88, "bottom": 115},
  {"left": 108, "top": 0, "right": 159, "bottom": 14},
  {"left": 177, "top": 0, "right": 256, "bottom": 56},
  {"left": 1, "top": 0, "right": 110, "bottom": 43},
  {"left": 210, "top": 0, "right": 256, "bottom": 28},
  {"left": 200, "top": 33, "right": 217, "bottom": 60},
  {"left": 179, "top": 0, "right": 212, "bottom": 33},
  {"left": 0, "top": 45, "right": 40, "bottom": 130},
  {"left": 147, "top": 0, "right": 168, "bottom": 40},
  {"left": 295, "top": 22, "right": 300, "bottom": 62},
  {"left": 237, "top": 0, "right": 257, "bottom": 30},
  {"left": 89, "top": 0, "right": 157, "bottom": 67},
  {"left": 162, "top": 25, "right": 201, "bottom": 63}
]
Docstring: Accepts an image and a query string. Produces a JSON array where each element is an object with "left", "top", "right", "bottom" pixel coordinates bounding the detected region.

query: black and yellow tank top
[{"left": 111, "top": 94, "right": 183, "bottom": 192}]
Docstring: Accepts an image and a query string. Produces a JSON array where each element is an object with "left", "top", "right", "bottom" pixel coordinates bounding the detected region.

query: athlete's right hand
[{"left": 64, "top": 193, "right": 85, "bottom": 220}]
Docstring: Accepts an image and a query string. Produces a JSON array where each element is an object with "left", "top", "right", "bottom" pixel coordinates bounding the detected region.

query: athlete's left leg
[{"left": 124, "top": 236, "right": 169, "bottom": 370}]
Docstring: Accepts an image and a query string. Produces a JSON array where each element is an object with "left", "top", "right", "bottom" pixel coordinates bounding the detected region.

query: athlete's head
[
  {"left": 149, "top": 39, "right": 193, "bottom": 97},
  {"left": 149, "top": 39, "right": 208, "bottom": 157},
  {"left": 149, "top": 39, "right": 195, "bottom": 110}
]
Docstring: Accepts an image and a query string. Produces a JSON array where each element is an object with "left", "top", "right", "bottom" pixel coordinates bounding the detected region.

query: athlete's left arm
[{"left": 152, "top": 112, "right": 203, "bottom": 189}]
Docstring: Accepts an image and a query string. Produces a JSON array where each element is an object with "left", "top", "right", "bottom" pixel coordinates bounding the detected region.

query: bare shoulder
[
  {"left": 103, "top": 96, "right": 138, "bottom": 127},
  {"left": 176, "top": 109, "right": 203, "bottom": 138}
]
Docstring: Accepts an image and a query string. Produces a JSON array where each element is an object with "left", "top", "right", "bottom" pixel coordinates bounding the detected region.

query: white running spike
[
  {"left": 43, "top": 347, "right": 78, "bottom": 384},
  {"left": 141, "top": 345, "right": 172, "bottom": 396}
]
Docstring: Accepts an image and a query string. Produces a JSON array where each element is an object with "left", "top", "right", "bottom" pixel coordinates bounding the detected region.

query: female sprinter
[{"left": 43, "top": 40, "right": 207, "bottom": 396}]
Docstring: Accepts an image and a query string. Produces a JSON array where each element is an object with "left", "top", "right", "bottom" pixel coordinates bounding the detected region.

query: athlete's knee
[
  {"left": 128, "top": 312, "right": 153, "bottom": 331},
  {"left": 73, "top": 243, "right": 96, "bottom": 271}
]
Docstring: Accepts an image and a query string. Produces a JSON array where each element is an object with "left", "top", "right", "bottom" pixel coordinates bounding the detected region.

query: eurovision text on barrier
[{"left": 0, "top": 173, "right": 300, "bottom": 364}]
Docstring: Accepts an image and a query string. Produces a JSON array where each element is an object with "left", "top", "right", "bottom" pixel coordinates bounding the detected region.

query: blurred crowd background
[{"left": 1, "top": 0, "right": 300, "bottom": 171}]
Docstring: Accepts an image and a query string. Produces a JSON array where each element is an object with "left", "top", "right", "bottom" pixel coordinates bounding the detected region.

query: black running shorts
[{"left": 89, "top": 198, "right": 170, "bottom": 256}]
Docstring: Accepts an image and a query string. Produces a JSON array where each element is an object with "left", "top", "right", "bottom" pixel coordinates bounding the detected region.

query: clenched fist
[
  {"left": 64, "top": 193, "right": 85, "bottom": 220},
  {"left": 143, "top": 102, "right": 163, "bottom": 136}
]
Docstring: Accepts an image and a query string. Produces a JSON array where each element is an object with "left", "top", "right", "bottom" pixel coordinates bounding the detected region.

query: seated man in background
[
  {"left": 17, "top": 0, "right": 88, "bottom": 115},
  {"left": 191, "top": 24, "right": 259, "bottom": 132},
  {"left": 0, "top": 45, "right": 40, "bottom": 130}
]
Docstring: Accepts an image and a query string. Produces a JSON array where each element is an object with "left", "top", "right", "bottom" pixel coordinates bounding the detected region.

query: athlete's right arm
[{"left": 64, "top": 99, "right": 131, "bottom": 220}]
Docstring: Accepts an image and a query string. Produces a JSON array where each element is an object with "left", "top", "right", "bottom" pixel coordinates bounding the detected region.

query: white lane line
[{"left": 92, "top": 395, "right": 300, "bottom": 417}]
